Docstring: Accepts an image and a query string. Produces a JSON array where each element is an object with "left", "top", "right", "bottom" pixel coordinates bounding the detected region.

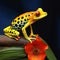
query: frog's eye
[{"left": 35, "top": 11, "right": 40, "bottom": 17}]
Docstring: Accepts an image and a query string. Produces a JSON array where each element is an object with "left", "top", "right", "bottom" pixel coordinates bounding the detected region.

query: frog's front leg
[
  {"left": 29, "top": 25, "right": 38, "bottom": 37},
  {"left": 22, "top": 22, "right": 35, "bottom": 42},
  {"left": 3, "top": 26, "right": 20, "bottom": 41}
]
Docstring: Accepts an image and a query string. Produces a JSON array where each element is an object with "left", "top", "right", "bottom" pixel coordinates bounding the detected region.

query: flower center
[{"left": 33, "top": 48, "right": 40, "bottom": 55}]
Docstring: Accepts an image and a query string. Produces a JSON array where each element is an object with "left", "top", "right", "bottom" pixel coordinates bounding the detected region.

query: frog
[{"left": 3, "top": 8, "right": 47, "bottom": 42}]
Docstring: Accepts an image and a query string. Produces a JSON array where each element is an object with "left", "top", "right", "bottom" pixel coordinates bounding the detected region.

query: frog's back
[{"left": 11, "top": 12, "right": 34, "bottom": 30}]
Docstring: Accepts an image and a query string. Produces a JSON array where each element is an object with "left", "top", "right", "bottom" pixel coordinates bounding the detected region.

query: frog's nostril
[{"left": 35, "top": 11, "right": 40, "bottom": 17}]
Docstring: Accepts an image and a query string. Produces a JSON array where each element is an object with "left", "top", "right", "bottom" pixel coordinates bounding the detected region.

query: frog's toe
[
  {"left": 17, "top": 36, "right": 21, "bottom": 39},
  {"left": 27, "top": 37, "right": 36, "bottom": 43},
  {"left": 15, "top": 36, "right": 21, "bottom": 41},
  {"left": 29, "top": 34, "right": 38, "bottom": 38},
  {"left": 15, "top": 38, "right": 19, "bottom": 41}
]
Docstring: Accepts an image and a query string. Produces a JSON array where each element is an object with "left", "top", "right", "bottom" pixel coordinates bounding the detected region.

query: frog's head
[{"left": 34, "top": 8, "right": 47, "bottom": 20}]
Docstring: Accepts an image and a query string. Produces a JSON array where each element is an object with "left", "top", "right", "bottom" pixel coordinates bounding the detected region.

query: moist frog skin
[{"left": 3, "top": 8, "right": 47, "bottom": 42}]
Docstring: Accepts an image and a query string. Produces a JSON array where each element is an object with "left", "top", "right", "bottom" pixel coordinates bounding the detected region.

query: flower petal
[
  {"left": 34, "top": 36, "right": 48, "bottom": 51},
  {"left": 24, "top": 42, "right": 33, "bottom": 54},
  {"left": 24, "top": 36, "right": 48, "bottom": 60},
  {"left": 28, "top": 52, "right": 46, "bottom": 60}
]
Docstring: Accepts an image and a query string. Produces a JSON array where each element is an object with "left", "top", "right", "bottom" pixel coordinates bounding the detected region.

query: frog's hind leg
[
  {"left": 3, "top": 26, "right": 13, "bottom": 38},
  {"left": 3, "top": 26, "right": 20, "bottom": 41}
]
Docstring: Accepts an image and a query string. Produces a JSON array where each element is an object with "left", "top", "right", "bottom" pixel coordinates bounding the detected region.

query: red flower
[{"left": 24, "top": 36, "right": 48, "bottom": 60}]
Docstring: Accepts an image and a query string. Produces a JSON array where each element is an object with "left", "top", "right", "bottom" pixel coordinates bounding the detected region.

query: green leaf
[
  {"left": 21, "top": 58, "right": 28, "bottom": 60},
  {"left": 45, "top": 47, "right": 57, "bottom": 60},
  {"left": 41, "top": 38, "right": 57, "bottom": 60},
  {"left": 0, "top": 47, "right": 26, "bottom": 60}
]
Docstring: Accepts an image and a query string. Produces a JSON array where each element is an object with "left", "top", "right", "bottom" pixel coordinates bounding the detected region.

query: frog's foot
[
  {"left": 15, "top": 36, "right": 21, "bottom": 41},
  {"left": 29, "top": 34, "right": 38, "bottom": 38},
  {"left": 17, "top": 36, "right": 21, "bottom": 39},
  {"left": 27, "top": 37, "right": 36, "bottom": 43}
]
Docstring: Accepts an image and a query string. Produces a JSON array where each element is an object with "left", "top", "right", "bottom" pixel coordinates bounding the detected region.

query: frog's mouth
[{"left": 34, "top": 8, "right": 47, "bottom": 20}]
